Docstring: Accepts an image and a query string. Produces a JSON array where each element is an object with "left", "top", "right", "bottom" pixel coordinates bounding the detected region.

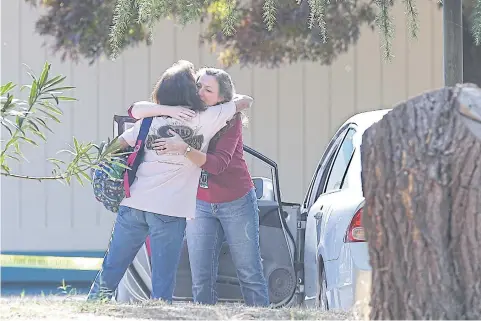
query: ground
[{"left": 0, "top": 296, "right": 356, "bottom": 320}]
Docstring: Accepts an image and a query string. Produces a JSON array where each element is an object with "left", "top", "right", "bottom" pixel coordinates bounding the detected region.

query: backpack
[{"left": 91, "top": 117, "right": 153, "bottom": 213}]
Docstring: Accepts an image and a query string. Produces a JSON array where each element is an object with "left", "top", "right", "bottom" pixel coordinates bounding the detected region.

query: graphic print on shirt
[
  {"left": 145, "top": 118, "right": 204, "bottom": 154},
  {"left": 199, "top": 169, "right": 209, "bottom": 189}
]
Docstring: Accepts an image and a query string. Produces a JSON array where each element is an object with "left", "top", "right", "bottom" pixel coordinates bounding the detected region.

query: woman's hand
[
  {"left": 152, "top": 130, "right": 189, "bottom": 155},
  {"left": 161, "top": 106, "right": 196, "bottom": 122},
  {"left": 233, "top": 94, "right": 253, "bottom": 112}
]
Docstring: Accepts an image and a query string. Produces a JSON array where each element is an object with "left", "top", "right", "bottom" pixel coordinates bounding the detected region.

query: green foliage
[
  {"left": 468, "top": 0, "right": 481, "bottom": 45},
  {"left": 25, "top": 0, "right": 481, "bottom": 68},
  {"left": 25, "top": 0, "right": 150, "bottom": 64},
  {"left": 25, "top": 0, "right": 378, "bottom": 68},
  {"left": 202, "top": 0, "right": 378, "bottom": 68},
  {"left": 263, "top": 0, "right": 278, "bottom": 31},
  {"left": 109, "top": 0, "right": 216, "bottom": 56},
  {"left": 110, "top": 0, "right": 382, "bottom": 62},
  {"left": 57, "top": 279, "right": 78, "bottom": 296},
  {"left": 105, "top": 0, "right": 398, "bottom": 61},
  {"left": 463, "top": 6, "right": 481, "bottom": 86},
  {"left": 374, "top": 0, "right": 394, "bottom": 60},
  {"left": 1, "top": 62, "right": 125, "bottom": 185}
]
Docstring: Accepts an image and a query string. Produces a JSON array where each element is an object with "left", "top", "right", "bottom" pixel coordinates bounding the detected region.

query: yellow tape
[{"left": 0, "top": 254, "right": 102, "bottom": 271}]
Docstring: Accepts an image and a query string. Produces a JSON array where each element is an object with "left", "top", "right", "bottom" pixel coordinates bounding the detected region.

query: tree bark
[{"left": 360, "top": 84, "right": 481, "bottom": 320}]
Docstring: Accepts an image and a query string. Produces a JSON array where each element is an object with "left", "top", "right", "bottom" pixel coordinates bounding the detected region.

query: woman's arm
[
  {"left": 129, "top": 95, "right": 253, "bottom": 120},
  {"left": 109, "top": 119, "right": 143, "bottom": 152},
  {"left": 200, "top": 119, "right": 241, "bottom": 174},
  {"left": 128, "top": 101, "right": 195, "bottom": 121},
  {"left": 149, "top": 129, "right": 205, "bottom": 166},
  {"left": 106, "top": 136, "right": 131, "bottom": 153},
  {"left": 151, "top": 118, "right": 242, "bottom": 173},
  {"left": 182, "top": 147, "right": 207, "bottom": 168}
]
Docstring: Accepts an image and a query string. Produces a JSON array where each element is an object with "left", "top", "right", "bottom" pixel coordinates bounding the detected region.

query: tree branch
[
  {"left": 1, "top": 171, "right": 66, "bottom": 181},
  {"left": 1, "top": 163, "right": 93, "bottom": 183}
]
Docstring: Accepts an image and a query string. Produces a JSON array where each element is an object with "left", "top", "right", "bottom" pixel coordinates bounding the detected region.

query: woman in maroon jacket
[{"left": 130, "top": 67, "right": 269, "bottom": 306}]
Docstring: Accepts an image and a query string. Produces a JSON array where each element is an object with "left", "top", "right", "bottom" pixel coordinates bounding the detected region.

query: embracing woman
[
  {"left": 130, "top": 67, "right": 269, "bottom": 307},
  {"left": 87, "top": 61, "right": 253, "bottom": 303}
]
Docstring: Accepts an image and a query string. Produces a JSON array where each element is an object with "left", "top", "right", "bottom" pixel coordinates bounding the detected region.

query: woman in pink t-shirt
[
  {"left": 131, "top": 68, "right": 269, "bottom": 306},
  {"left": 88, "top": 62, "right": 253, "bottom": 304}
]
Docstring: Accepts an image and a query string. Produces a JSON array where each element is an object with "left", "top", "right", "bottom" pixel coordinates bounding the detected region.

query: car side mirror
[{"left": 252, "top": 177, "right": 275, "bottom": 201}]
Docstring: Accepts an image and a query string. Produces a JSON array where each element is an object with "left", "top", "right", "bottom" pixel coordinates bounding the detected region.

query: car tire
[{"left": 316, "top": 265, "right": 329, "bottom": 310}]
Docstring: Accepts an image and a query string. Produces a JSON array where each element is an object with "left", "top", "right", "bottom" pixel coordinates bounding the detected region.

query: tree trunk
[{"left": 360, "top": 84, "right": 481, "bottom": 319}]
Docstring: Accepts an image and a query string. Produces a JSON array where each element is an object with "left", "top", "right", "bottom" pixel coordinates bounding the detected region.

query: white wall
[{"left": 0, "top": 0, "right": 443, "bottom": 252}]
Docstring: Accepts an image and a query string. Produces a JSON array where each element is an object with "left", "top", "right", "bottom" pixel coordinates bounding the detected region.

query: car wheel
[{"left": 316, "top": 266, "right": 329, "bottom": 310}]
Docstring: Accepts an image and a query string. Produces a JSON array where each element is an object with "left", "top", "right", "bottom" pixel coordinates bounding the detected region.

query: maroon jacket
[{"left": 197, "top": 116, "right": 253, "bottom": 203}]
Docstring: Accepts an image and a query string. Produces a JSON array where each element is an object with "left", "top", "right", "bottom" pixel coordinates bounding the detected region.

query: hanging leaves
[{"left": 24, "top": 0, "right": 481, "bottom": 68}]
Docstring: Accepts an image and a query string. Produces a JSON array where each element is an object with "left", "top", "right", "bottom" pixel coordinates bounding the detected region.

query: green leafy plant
[
  {"left": 57, "top": 279, "right": 78, "bottom": 297},
  {"left": 1, "top": 62, "right": 127, "bottom": 185}
]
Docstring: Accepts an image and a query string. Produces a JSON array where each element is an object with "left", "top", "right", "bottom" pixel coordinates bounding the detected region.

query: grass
[{"left": 0, "top": 296, "right": 358, "bottom": 320}]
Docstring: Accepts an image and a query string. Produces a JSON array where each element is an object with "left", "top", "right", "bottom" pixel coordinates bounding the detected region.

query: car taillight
[{"left": 345, "top": 208, "right": 366, "bottom": 242}]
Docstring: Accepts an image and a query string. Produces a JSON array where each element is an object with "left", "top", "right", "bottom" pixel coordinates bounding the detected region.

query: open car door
[{"left": 112, "top": 115, "right": 304, "bottom": 307}]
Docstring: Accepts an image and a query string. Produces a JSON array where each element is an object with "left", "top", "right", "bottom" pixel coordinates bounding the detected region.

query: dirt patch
[{"left": 0, "top": 297, "right": 356, "bottom": 320}]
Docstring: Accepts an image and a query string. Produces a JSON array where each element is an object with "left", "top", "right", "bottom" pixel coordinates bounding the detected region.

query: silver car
[
  {"left": 112, "top": 110, "right": 389, "bottom": 309},
  {"left": 302, "top": 109, "right": 389, "bottom": 310}
]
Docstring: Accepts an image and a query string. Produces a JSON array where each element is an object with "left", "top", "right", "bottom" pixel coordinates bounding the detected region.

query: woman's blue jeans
[
  {"left": 87, "top": 206, "right": 186, "bottom": 302},
  {"left": 186, "top": 188, "right": 269, "bottom": 306}
]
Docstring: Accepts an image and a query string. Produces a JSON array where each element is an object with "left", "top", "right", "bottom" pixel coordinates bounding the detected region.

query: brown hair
[
  {"left": 151, "top": 60, "right": 206, "bottom": 112},
  {"left": 197, "top": 67, "right": 248, "bottom": 147},
  {"left": 196, "top": 67, "right": 235, "bottom": 102}
]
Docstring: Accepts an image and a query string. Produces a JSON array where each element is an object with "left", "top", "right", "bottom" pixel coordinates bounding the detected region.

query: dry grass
[{"left": 0, "top": 296, "right": 357, "bottom": 320}]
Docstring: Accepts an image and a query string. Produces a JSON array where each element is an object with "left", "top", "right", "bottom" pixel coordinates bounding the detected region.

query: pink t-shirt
[{"left": 119, "top": 102, "right": 236, "bottom": 218}]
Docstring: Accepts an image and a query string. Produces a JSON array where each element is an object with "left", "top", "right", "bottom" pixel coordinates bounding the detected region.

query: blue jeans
[
  {"left": 87, "top": 206, "right": 186, "bottom": 302},
  {"left": 186, "top": 188, "right": 269, "bottom": 306}
]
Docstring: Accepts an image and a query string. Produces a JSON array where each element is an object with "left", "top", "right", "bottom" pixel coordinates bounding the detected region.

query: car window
[
  {"left": 324, "top": 128, "right": 356, "bottom": 193},
  {"left": 303, "top": 127, "right": 348, "bottom": 208},
  {"left": 339, "top": 148, "right": 355, "bottom": 189},
  {"left": 304, "top": 164, "right": 323, "bottom": 207},
  {"left": 307, "top": 127, "right": 349, "bottom": 207}
]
